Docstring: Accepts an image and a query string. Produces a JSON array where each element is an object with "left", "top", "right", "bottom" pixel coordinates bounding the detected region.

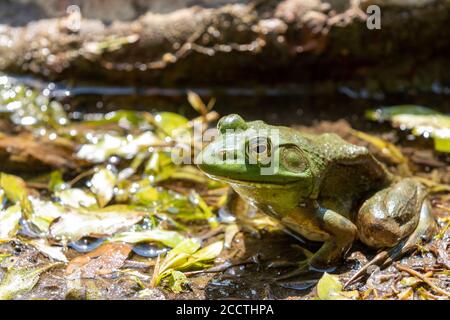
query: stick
[{"left": 396, "top": 263, "right": 450, "bottom": 298}]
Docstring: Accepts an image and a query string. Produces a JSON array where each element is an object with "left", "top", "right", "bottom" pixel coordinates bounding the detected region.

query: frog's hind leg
[{"left": 346, "top": 178, "right": 437, "bottom": 287}]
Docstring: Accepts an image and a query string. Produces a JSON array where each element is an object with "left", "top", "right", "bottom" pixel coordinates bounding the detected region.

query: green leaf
[
  {"left": 365, "top": 105, "right": 450, "bottom": 153},
  {"left": 0, "top": 174, "right": 20, "bottom": 201},
  {"left": 179, "top": 241, "right": 223, "bottom": 270},
  {"left": 153, "top": 238, "right": 201, "bottom": 286},
  {"left": 0, "top": 204, "right": 22, "bottom": 239},
  {"left": 0, "top": 263, "right": 59, "bottom": 300},
  {"left": 153, "top": 239, "right": 223, "bottom": 287},
  {"left": 153, "top": 112, "right": 189, "bottom": 137},
  {"left": 365, "top": 105, "right": 440, "bottom": 122},
  {"left": 434, "top": 136, "right": 450, "bottom": 153},
  {"left": 144, "top": 151, "right": 175, "bottom": 182},
  {"left": 48, "top": 171, "right": 65, "bottom": 192},
  {"left": 90, "top": 167, "right": 117, "bottom": 207},
  {"left": 0, "top": 173, "right": 32, "bottom": 219},
  {"left": 400, "top": 276, "right": 422, "bottom": 288},
  {"left": 317, "top": 273, "right": 354, "bottom": 300},
  {"left": 110, "top": 229, "right": 185, "bottom": 248},
  {"left": 133, "top": 186, "right": 160, "bottom": 206},
  {"left": 0, "top": 254, "right": 11, "bottom": 264},
  {"left": 167, "top": 270, "right": 189, "bottom": 293},
  {"left": 189, "top": 191, "right": 218, "bottom": 227}
]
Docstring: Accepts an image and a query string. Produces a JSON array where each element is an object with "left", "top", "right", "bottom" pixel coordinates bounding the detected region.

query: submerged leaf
[
  {"left": 0, "top": 263, "right": 59, "bottom": 300},
  {"left": 110, "top": 229, "right": 185, "bottom": 248},
  {"left": 50, "top": 205, "right": 145, "bottom": 241},
  {"left": 66, "top": 242, "right": 131, "bottom": 278},
  {"left": 77, "top": 132, "right": 159, "bottom": 163}
]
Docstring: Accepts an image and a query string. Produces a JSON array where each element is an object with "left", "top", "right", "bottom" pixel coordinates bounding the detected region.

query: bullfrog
[{"left": 197, "top": 114, "right": 436, "bottom": 278}]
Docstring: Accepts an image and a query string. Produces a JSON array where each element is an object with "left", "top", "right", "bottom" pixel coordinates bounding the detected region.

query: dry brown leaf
[
  {"left": 66, "top": 242, "right": 132, "bottom": 278},
  {"left": 0, "top": 133, "right": 81, "bottom": 171}
]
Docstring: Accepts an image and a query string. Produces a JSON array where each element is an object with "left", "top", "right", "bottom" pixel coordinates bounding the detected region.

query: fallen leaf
[
  {"left": 0, "top": 134, "right": 78, "bottom": 171},
  {"left": 56, "top": 188, "right": 97, "bottom": 208},
  {"left": 317, "top": 273, "right": 358, "bottom": 300},
  {"left": 0, "top": 263, "right": 59, "bottom": 300},
  {"left": 0, "top": 204, "right": 21, "bottom": 239},
  {"left": 110, "top": 229, "right": 185, "bottom": 248},
  {"left": 50, "top": 205, "right": 145, "bottom": 241},
  {"left": 66, "top": 242, "right": 131, "bottom": 278},
  {"left": 90, "top": 167, "right": 117, "bottom": 207},
  {"left": 0, "top": 173, "right": 32, "bottom": 219},
  {"left": 224, "top": 224, "right": 239, "bottom": 249},
  {"left": 28, "top": 239, "right": 68, "bottom": 263}
]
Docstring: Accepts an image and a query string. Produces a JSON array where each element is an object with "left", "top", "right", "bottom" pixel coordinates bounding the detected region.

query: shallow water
[{"left": 6, "top": 74, "right": 450, "bottom": 129}]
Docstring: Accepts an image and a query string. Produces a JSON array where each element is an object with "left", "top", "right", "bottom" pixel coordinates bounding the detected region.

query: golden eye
[
  {"left": 246, "top": 137, "right": 272, "bottom": 164},
  {"left": 281, "top": 146, "right": 307, "bottom": 172}
]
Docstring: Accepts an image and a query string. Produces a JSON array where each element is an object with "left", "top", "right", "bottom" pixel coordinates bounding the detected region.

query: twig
[
  {"left": 396, "top": 263, "right": 450, "bottom": 298},
  {"left": 67, "top": 167, "right": 96, "bottom": 187}
]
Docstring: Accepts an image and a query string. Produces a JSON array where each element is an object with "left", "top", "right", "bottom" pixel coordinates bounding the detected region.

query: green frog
[{"left": 197, "top": 114, "right": 436, "bottom": 278}]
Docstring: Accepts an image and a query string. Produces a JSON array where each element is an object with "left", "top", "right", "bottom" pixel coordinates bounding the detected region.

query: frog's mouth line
[{"left": 203, "top": 172, "right": 298, "bottom": 188}]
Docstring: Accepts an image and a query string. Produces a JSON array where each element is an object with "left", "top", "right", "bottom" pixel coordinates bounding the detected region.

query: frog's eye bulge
[
  {"left": 281, "top": 145, "right": 307, "bottom": 173},
  {"left": 245, "top": 136, "right": 272, "bottom": 164},
  {"left": 217, "top": 114, "right": 248, "bottom": 133}
]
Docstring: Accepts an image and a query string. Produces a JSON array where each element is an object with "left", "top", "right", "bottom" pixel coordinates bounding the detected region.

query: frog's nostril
[{"left": 218, "top": 150, "right": 227, "bottom": 161}]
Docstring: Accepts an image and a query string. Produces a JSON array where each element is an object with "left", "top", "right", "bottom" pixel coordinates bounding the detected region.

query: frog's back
[{"left": 311, "top": 133, "right": 393, "bottom": 211}]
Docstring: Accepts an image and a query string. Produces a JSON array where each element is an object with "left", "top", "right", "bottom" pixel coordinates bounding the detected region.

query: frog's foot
[
  {"left": 346, "top": 179, "right": 437, "bottom": 287},
  {"left": 275, "top": 259, "right": 313, "bottom": 280}
]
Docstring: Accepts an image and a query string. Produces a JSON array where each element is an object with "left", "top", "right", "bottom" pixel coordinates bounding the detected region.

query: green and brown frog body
[{"left": 197, "top": 114, "right": 436, "bottom": 270}]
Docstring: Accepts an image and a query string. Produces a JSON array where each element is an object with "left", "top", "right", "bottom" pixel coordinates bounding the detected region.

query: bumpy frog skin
[{"left": 197, "top": 114, "right": 436, "bottom": 273}]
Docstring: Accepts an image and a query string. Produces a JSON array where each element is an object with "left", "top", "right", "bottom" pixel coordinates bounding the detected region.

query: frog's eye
[
  {"left": 281, "top": 146, "right": 307, "bottom": 173},
  {"left": 246, "top": 137, "right": 272, "bottom": 164}
]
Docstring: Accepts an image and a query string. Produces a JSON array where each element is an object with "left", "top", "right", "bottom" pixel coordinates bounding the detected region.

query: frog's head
[{"left": 197, "top": 115, "right": 323, "bottom": 209}]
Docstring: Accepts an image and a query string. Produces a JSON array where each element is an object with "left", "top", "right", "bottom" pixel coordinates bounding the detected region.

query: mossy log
[{"left": 0, "top": 0, "right": 449, "bottom": 91}]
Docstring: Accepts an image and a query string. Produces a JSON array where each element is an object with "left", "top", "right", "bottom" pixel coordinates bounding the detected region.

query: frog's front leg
[
  {"left": 277, "top": 204, "right": 357, "bottom": 279},
  {"left": 310, "top": 206, "right": 357, "bottom": 267}
]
